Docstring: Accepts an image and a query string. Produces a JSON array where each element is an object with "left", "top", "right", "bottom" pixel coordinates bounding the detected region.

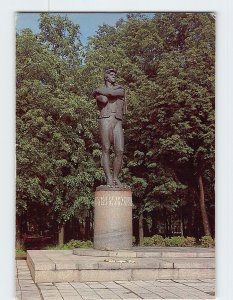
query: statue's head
[{"left": 104, "top": 68, "right": 117, "bottom": 84}]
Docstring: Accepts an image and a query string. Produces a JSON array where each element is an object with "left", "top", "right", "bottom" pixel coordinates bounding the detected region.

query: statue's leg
[
  {"left": 100, "top": 117, "right": 113, "bottom": 186},
  {"left": 113, "top": 119, "right": 124, "bottom": 185}
]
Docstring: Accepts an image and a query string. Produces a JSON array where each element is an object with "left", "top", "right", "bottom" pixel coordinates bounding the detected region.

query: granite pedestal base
[
  {"left": 27, "top": 247, "right": 215, "bottom": 283},
  {"left": 94, "top": 187, "right": 132, "bottom": 250}
]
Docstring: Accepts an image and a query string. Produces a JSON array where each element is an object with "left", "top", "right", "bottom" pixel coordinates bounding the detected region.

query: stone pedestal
[
  {"left": 27, "top": 248, "right": 215, "bottom": 282},
  {"left": 94, "top": 187, "right": 132, "bottom": 250}
]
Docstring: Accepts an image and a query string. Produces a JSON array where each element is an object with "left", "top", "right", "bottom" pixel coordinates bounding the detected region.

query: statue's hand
[
  {"left": 92, "top": 88, "right": 105, "bottom": 97},
  {"left": 95, "top": 88, "right": 103, "bottom": 94},
  {"left": 94, "top": 86, "right": 124, "bottom": 98},
  {"left": 96, "top": 94, "right": 108, "bottom": 104},
  {"left": 95, "top": 87, "right": 110, "bottom": 97}
]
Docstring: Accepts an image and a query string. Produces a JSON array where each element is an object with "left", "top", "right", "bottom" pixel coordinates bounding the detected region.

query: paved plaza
[{"left": 16, "top": 260, "right": 215, "bottom": 300}]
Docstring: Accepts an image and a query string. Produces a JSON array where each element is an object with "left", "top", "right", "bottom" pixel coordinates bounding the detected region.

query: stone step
[
  {"left": 27, "top": 248, "right": 215, "bottom": 283},
  {"left": 73, "top": 247, "right": 215, "bottom": 258}
]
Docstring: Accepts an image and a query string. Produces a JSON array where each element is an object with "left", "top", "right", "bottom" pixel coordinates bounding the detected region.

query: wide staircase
[{"left": 27, "top": 247, "right": 215, "bottom": 283}]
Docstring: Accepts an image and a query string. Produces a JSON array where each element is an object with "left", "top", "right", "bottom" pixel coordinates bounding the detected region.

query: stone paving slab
[
  {"left": 16, "top": 260, "right": 215, "bottom": 299},
  {"left": 160, "top": 258, "right": 215, "bottom": 269}
]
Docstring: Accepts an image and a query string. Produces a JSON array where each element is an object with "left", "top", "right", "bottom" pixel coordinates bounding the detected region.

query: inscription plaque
[{"left": 95, "top": 196, "right": 132, "bottom": 206}]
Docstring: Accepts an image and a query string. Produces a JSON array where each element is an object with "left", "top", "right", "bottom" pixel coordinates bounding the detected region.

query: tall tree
[
  {"left": 84, "top": 12, "right": 215, "bottom": 238},
  {"left": 16, "top": 19, "right": 103, "bottom": 243}
]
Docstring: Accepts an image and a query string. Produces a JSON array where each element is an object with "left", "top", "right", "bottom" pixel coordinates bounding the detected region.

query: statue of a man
[{"left": 92, "top": 68, "right": 127, "bottom": 186}]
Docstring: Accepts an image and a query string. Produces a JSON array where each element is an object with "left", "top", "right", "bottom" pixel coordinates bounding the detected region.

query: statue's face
[{"left": 105, "top": 71, "right": 116, "bottom": 84}]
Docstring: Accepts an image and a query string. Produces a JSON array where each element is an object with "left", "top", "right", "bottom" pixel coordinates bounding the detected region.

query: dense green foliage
[
  {"left": 16, "top": 13, "right": 215, "bottom": 246},
  {"left": 199, "top": 235, "right": 215, "bottom": 248},
  {"left": 16, "top": 15, "right": 104, "bottom": 239},
  {"left": 143, "top": 235, "right": 214, "bottom": 247},
  {"left": 46, "top": 239, "right": 93, "bottom": 250},
  {"left": 16, "top": 249, "right": 26, "bottom": 255}
]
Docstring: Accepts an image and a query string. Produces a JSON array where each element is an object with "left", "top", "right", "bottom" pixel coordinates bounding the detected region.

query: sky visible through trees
[{"left": 16, "top": 12, "right": 154, "bottom": 45}]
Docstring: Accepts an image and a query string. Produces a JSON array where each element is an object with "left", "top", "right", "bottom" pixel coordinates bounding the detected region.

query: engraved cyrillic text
[{"left": 95, "top": 196, "right": 132, "bottom": 206}]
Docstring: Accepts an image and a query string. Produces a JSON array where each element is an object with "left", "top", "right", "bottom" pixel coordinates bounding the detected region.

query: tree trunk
[
  {"left": 180, "top": 218, "right": 184, "bottom": 237},
  {"left": 58, "top": 225, "right": 65, "bottom": 245},
  {"left": 198, "top": 175, "right": 211, "bottom": 236},
  {"left": 16, "top": 216, "right": 23, "bottom": 249},
  {"left": 179, "top": 208, "right": 185, "bottom": 236},
  {"left": 169, "top": 214, "right": 172, "bottom": 235},
  {"left": 190, "top": 204, "right": 196, "bottom": 236},
  {"left": 139, "top": 211, "right": 144, "bottom": 246},
  {"left": 85, "top": 216, "right": 89, "bottom": 240},
  {"left": 186, "top": 206, "right": 193, "bottom": 236},
  {"left": 90, "top": 209, "right": 94, "bottom": 239},
  {"left": 151, "top": 210, "right": 157, "bottom": 235}
]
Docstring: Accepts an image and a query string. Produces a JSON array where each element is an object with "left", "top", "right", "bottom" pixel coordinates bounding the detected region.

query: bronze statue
[{"left": 92, "top": 69, "right": 127, "bottom": 186}]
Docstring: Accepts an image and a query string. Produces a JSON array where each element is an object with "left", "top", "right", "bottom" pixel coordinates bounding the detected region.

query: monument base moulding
[{"left": 94, "top": 186, "right": 132, "bottom": 250}]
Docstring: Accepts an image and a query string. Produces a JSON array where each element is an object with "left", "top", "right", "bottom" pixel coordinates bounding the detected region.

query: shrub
[
  {"left": 183, "top": 236, "right": 196, "bottom": 247},
  {"left": 16, "top": 249, "right": 26, "bottom": 255},
  {"left": 163, "top": 237, "right": 172, "bottom": 247},
  {"left": 152, "top": 234, "right": 165, "bottom": 246},
  {"left": 132, "top": 235, "right": 215, "bottom": 248},
  {"left": 66, "top": 239, "right": 93, "bottom": 248},
  {"left": 143, "top": 235, "right": 197, "bottom": 247},
  {"left": 143, "top": 237, "right": 155, "bottom": 246},
  {"left": 45, "top": 239, "right": 93, "bottom": 250},
  {"left": 199, "top": 236, "right": 215, "bottom": 248},
  {"left": 164, "top": 236, "right": 186, "bottom": 247}
]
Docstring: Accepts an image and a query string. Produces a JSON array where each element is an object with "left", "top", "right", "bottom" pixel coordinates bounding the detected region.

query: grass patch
[{"left": 16, "top": 249, "right": 26, "bottom": 255}]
